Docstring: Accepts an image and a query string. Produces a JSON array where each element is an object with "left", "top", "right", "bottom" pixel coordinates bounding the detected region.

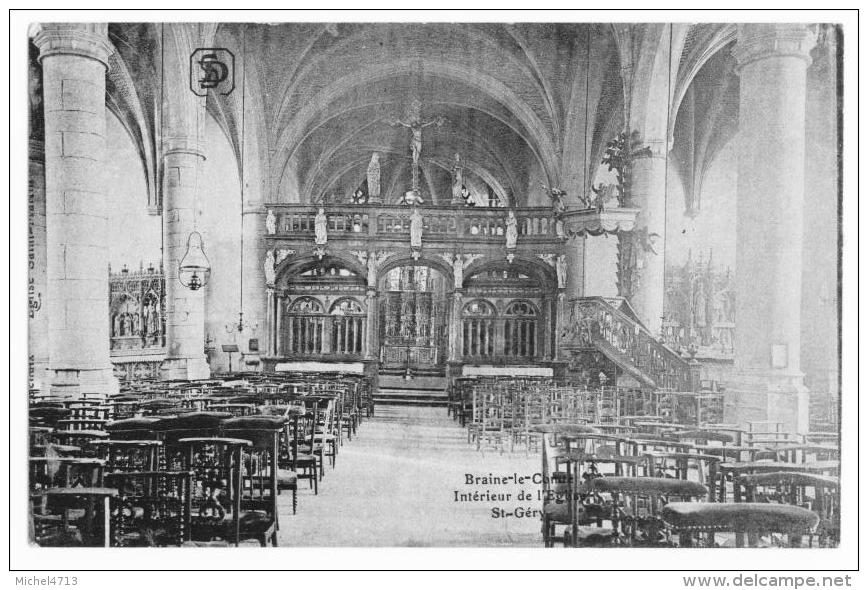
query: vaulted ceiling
[{"left": 31, "top": 22, "right": 757, "bottom": 208}]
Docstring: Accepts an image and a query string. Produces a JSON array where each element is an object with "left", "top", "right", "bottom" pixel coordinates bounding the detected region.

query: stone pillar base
[
  {"left": 49, "top": 367, "right": 118, "bottom": 399},
  {"left": 160, "top": 356, "right": 211, "bottom": 381},
  {"left": 724, "top": 370, "right": 810, "bottom": 434}
]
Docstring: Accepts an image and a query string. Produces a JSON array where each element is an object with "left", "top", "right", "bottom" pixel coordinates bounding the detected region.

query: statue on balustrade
[
  {"left": 264, "top": 250, "right": 276, "bottom": 286},
  {"left": 265, "top": 209, "right": 276, "bottom": 235},
  {"left": 461, "top": 185, "right": 475, "bottom": 207},
  {"left": 314, "top": 207, "right": 328, "bottom": 246},
  {"left": 451, "top": 153, "right": 464, "bottom": 202},
  {"left": 451, "top": 255, "right": 464, "bottom": 289},
  {"left": 591, "top": 183, "right": 619, "bottom": 211},
  {"left": 409, "top": 208, "right": 424, "bottom": 250},
  {"left": 505, "top": 210, "right": 518, "bottom": 250},
  {"left": 367, "top": 152, "right": 381, "bottom": 200},
  {"left": 556, "top": 254, "right": 567, "bottom": 289},
  {"left": 541, "top": 184, "right": 566, "bottom": 216}
]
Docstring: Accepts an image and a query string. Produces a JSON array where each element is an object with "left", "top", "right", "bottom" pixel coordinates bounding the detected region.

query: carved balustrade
[
  {"left": 561, "top": 296, "right": 694, "bottom": 391},
  {"left": 265, "top": 204, "right": 561, "bottom": 243}
]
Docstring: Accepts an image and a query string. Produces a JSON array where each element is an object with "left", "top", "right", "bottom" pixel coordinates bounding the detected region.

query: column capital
[
  {"left": 31, "top": 23, "right": 112, "bottom": 67},
  {"left": 733, "top": 24, "right": 817, "bottom": 70}
]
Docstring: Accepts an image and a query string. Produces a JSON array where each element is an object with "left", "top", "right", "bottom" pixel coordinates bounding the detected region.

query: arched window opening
[
  {"left": 504, "top": 300, "right": 538, "bottom": 359},
  {"left": 330, "top": 298, "right": 366, "bottom": 356},
  {"left": 285, "top": 297, "right": 325, "bottom": 356},
  {"left": 462, "top": 300, "right": 496, "bottom": 359}
]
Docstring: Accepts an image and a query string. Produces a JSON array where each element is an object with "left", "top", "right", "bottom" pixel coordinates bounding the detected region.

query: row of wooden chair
[
  {"left": 28, "top": 372, "right": 374, "bottom": 547},
  {"left": 537, "top": 424, "right": 839, "bottom": 548}
]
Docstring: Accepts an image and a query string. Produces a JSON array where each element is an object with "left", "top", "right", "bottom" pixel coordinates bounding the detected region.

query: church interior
[{"left": 26, "top": 22, "right": 841, "bottom": 548}]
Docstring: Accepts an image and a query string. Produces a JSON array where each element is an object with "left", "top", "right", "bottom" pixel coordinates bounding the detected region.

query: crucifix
[{"left": 387, "top": 99, "right": 445, "bottom": 195}]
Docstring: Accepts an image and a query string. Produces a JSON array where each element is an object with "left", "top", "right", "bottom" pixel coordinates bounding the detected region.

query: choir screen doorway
[{"left": 379, "top": 264, "right": 449, "bottom": 377}]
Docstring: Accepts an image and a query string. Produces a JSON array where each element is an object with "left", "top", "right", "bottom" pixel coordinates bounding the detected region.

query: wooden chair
[
  {"left": 313, "top": 396, "right": 339, "bottom": 470},
  {"left": 94, "top": 439, "right": 163, "bottom": 473},
  {"left": 293, "top": 402, "right": 323, "bottom": 489},
  {"left": 739, "top": 472, "right": 839, "bottom": 547},
  {"left": 661, "top": 502, "right": 820, "bottom": 547},
  {"left": 104, "top": 470, "right": 193, "bottom": 546},
  {"left": 581, "top": 477, "right": 708, "bottom": 547},
  {"left": 29, "top": 456, "right": 105, "bottom": 492},
  {"left": 177, "top": 436, "right": 249, "bottom": 546},
  {"left": 32, "top": 487, "right": 118, "bottom": 547},
  {"left": 223, "top": 416, "right": 284, "bottom": 546}
]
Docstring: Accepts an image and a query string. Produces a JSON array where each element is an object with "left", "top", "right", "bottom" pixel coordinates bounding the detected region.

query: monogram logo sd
[{"left": 190, "top": 48, "right": 235, "bottom": 96}]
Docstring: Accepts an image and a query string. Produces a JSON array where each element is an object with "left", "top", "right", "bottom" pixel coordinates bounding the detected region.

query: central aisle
[{"left": 277, "top": 405, "right": 542, "bottom": 547}]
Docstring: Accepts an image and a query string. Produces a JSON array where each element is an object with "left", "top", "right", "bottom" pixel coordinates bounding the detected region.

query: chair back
[{"left": 104, "top": 470, "right": 193, "bottom": 546}]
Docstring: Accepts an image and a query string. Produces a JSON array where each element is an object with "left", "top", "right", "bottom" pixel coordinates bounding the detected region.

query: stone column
[
  {"left": 448, "top": 291, "right": 464, "bottom": 362},
  {"left": 29, "top": 140, "right": 49, "bottom": 391},
  {"left": 728, "top": 24, "right": 816, "bottom": 433},
  {"left": 540, "top": 294, "right": 552, "bottom": 361},
  {"left": 275, "top": 294, "right": 285, "bottom": 355},
  {"left": 365, "top": 288, "right": 378, "bottom": 360},
  {"left": 629, "top": 148, "right": 668, "bottom": 335},
  {"left": 552, "top": 291, "right": 566, "bottom": 362},
  {"left": 160, "top": 140, "right": 210, "bottom": 380},
  {"left": 241, "top": 204, "right": 268, "bottom": 357},
  {"left": 265, "top": 288, "right": 276, "bottom": 357},
  {"left": 33, "top": 24, "right": 117, "bottom": 397},
  {"left": 564, "top": 235, "right": 585, "bottom": 299}
]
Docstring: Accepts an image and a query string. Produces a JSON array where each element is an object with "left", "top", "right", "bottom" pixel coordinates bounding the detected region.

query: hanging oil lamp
[{"left": 178, "top": 231, "right": 211, "bottom": 291}]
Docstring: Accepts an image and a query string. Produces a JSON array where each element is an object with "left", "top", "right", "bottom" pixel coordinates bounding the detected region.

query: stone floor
[{"left": 277, "top": 405, "right": 543, "bottom": 547}]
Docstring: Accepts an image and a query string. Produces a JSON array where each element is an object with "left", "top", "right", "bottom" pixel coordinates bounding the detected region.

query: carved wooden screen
[
  {"left": 462, "top": 300, "right": 495, "bottom": 359},
  {"left": 285, "top": 297, "right": 325, "bottom": 355},
  {"left": 329, "top": 298, "right": 365, "bottom": 356},
  {"left": 503, "top": 300, "right": 538, "bottom": 359},
  {"left": 379, "top": 265, "right": 448, "bottom": 368}
]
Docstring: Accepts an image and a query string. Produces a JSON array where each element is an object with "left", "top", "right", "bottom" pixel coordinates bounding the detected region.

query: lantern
[{"left": 178, "top": 231, "right": 211, "bottom": 290}]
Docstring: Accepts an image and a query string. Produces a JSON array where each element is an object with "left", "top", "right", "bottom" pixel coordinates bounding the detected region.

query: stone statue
[
  {"left": 264, "top": 250, "right": 276, "bottom": 286},
  {"left": 409, "top": 208, "right": 423, "bottom": 250},
  {"left": 314, "top": 207, "right": 328, "bottom": 246},
  {"left": 592, "top": 182, "right": 619, "bottom": 211},
  {"left": 367, "top": 258, "right": 377, "bottom": 287},
  {"left": 452, "top": 255, "right": 464, "bottom": 289},
  {"left": 505, "top": 209, "right": 518, "bottom": 250},
  {"left": 541, "top": 184, "right": 566, "bottom": 215},
  {"left": 265, "top": 209, "right": 276, "bottom": 234},
  {"left": 367, "top": 152, "right": 381, "bottom": 200},
  {"left": 451, "top": 153, "right": 464, "bottom": 202},
  {"left": 556, "top": 254, "right": 567, "bottom": 289}
]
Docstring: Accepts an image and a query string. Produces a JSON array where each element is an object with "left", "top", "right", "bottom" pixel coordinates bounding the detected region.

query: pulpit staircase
[{"left": 560, "top": 297, "right": 695, "bottom": 391}]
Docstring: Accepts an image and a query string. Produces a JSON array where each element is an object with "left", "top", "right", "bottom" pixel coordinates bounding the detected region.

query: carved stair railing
[{"left": 561, "top": 296, "right": 694, "bottom": 391}]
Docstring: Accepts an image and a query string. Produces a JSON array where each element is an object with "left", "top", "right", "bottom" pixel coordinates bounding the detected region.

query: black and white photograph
[{"left": 8, "top": 7, "right": 861, "bottom": 577}]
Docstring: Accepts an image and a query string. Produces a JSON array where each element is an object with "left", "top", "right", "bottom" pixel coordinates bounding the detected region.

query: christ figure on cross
[{"left": 387, "top": 99, "right": 445, "bottom": 194}]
